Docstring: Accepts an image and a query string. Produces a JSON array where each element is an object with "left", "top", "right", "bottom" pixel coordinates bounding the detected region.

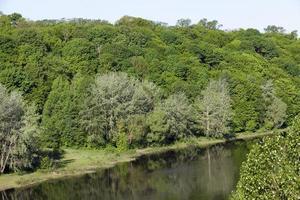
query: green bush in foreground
[{"left": 231, "top": 116, "right": 300, "bottom": 200}]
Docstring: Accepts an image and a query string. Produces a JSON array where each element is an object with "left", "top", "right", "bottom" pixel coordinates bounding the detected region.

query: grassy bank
[{"left": 0, "top": 130, "right": 277, "bottom": 191}]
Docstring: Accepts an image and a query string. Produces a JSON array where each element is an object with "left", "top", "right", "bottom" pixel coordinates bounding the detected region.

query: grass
[{"left": 0, "top": 130, "right": 278, "bottom": 191}]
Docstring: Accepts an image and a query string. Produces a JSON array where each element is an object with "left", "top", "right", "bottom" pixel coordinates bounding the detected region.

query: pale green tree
[
  {"left": 80, "top": 72, "right": 157, "bottom": 147},
  {"left": 0, "top": 84, "right": 40, "bottom": 173},
  {"left": 261, "top": 80, "right": 287, "bottom": 129},
  {"left": 196, "top": 79, "right": 231, "bottom": 137}
]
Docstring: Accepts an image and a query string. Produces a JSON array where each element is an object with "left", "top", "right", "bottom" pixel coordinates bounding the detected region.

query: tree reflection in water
[{"left": 2, "top": 141, "right": 252, "bottom": 200}]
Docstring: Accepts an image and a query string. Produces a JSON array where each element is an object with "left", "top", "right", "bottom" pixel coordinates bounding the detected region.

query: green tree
[
  {"left": 66, "top": 74, "right": 93, "bottom": 147},
  {"left": 229, "top": 73, "right": 262, "bottom": 132},
  {"left": 176, "top": 19, "right": 192, "bottom": 27},
  {"left": 196, "top": 79, "right": 231, "bottom": 137},
  {"left": 198, "top": 18, "right": 222, "bottom": 30},
  {"left": 80, "top": 72, "right": 157, "bottom": 147},
  {"left": 42, "top": 76, "right": 71, "bottom": 149},
  {"left": 62, "top": 38, "right": 98, "bottom": 74},
  {"left": 264, "top": 25, "right": 285, "bottom": 33},
  {"left": 126, "top": 114, "right": 148, "bottom": 147},
  {"left": 261, "top": 80, "right": 287, "bottom": 129},
  {"left": 0, "top": 84, "right": 40, "bottom": 173},
  {"left": 147, "top": 93, "right": 194, "bottom": 144},
  {"left": 232, "top": 116, "right": 300, "bottom": 199}
]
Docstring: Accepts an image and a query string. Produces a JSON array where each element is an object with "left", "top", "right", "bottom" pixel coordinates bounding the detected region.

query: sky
[{"left": 0, "top": 0, "right": 299, "bottom": 32}]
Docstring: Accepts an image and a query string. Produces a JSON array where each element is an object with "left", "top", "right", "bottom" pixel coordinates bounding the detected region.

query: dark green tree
[{"left": 42, "top": 76, "right": 71, "bottom": 149}]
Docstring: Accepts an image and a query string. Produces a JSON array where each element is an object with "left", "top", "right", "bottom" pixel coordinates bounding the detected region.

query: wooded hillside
[{"left": 0, "top": 13, "right": 299, "bottom": 150}]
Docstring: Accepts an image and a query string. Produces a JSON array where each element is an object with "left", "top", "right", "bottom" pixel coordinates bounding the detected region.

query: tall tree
[
  {"left": 80, "top": 72, "right": 157, "bottom": 147},
  {"left": 264, "top": 25, "right": 285, "bottom": 33},
  {"left": 176, "top": 18, "right": 192, "bottom": 27},
  {"left": 261, "top": 80, "right": 287, "bottom": 129},
  {"left": 0, "top": 84, "right": 40, "bottom": 173},
  {"left": 196, "top": 79, "right": 231, "bottom": 137},
  {"left": 147, "top": 93, "right": 194, "bottom": 144},
  {"left": 198, "top": 18, "right": 222, "bottom": 30},
  {"left": 66, "top": 74, "right": 93, "bottom": 147},
  {"left": 42, "top": 76, "right": 71, "bottom": 149}
]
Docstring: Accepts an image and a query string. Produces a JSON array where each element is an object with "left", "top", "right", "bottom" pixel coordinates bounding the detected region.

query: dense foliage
[
  {"left": 0, "top": 13, "right": 299, "bottom": 151},
  {"left": 195, "top": 78, "right": 231, "bottom": 137},
  {"left": 0, "top": 84, "right": 40, "bottom": 173},
  {"left": 232, "top": 116, "right": 300, "bottom": 199},
  {"left": 80, "top": 72, "right": 157, "bottom": 148}
]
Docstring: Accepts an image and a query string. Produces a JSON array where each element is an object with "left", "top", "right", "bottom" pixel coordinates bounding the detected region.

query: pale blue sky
[{"left": 0, "top": 0, "right": 299, "bottom": 32}]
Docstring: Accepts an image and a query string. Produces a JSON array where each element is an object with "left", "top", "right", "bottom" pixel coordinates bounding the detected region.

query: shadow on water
[{"left": 1, "top": 141, "right": 254, "bottom": 200}]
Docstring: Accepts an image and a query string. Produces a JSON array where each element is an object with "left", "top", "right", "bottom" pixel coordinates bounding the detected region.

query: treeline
[
  {"left": 39, "top": 72, "right": 289, "bottom": 148},
  {"left": 0, "top": 13, "right": 300, "bottom": 172}
]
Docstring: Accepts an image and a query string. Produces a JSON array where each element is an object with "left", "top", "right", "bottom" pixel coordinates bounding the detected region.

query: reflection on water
[{"left": 2, "top": 141, "right": 252, "bottom": 200}]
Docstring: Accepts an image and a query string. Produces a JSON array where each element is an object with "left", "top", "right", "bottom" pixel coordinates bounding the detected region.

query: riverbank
[{"left": 0, "top": 130, "right": 277, "bottom": 191}]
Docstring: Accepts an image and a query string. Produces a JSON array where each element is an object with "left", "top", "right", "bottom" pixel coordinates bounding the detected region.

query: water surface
[{"left": 2, "top": 141, "right": 253, "bottom": 200}]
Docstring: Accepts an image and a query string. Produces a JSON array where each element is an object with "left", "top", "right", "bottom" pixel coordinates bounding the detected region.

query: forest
[{"left": 0, "top": 12, "right": 299, "bottom": 198}]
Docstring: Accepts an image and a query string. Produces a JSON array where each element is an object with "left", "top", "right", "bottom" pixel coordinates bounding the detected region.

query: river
[{"left": 2, "top": 141, "right": 254, "bottom": 200}]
